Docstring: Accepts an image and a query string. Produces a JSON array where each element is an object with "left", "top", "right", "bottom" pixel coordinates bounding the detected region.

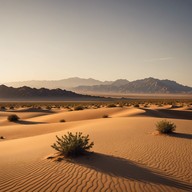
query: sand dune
[
  {"left": 0, "top": 111, "right": 52, "bottom": 127},
  {"left": 28, "top": 107, "right": 129, "bottom": 123},
  {"left": 0, "top": 105, "right": 192, "bottom": 192}
]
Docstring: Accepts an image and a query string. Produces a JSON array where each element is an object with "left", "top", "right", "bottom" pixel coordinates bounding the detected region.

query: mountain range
[
  {"left": 0, "top": 85, "right": 108, "bottom": 101},
  {"left": 3, "top": 77, "right": 192, "bottom": 94},
  {"left": 4, "top": 77, "right": 112, "bottom": 89}
]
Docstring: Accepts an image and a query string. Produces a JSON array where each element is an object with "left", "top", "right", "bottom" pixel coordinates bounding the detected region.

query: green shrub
[
  {"left": 51, "top": 132, "right": 94, "bottom": 157},
  {"left": 156, "top": 120, "right": 176, "bottom": 134},
  {"left": 74, "top": 106, "right": 84, "bottom": 111},
  {"left": 7, "top": 114, "right": 20, "bottom": 122}
]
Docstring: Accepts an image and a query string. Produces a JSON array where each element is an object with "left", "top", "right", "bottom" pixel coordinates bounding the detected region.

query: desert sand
[{"left": 0, "top": 104, "right": 192, "bottom": 192}]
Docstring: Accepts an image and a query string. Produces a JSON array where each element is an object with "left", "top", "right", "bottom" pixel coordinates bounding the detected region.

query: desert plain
[{"left": 0, "top": 100, "right": 192, "bottom": 192}]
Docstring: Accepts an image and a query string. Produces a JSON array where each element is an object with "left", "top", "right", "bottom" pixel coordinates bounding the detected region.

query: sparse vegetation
[
  {"left": 156, "top": 120, "right": 176, "bottom": 134},
  {"left": 102, "top": 114, "right": 109, "bottom": 118},
  {"left": 46, "top": 106, "right": 52, "bottom": 110},
  {"left": 51, "top": 132, "right": 94, "bottom": 157},
  {"left": 107, "top": 104, "right": 116, "bottom": 108},
  {"left": 7, "top": 114, "right": 20, "bottom": 122},
  {"left": 0, "top": 106, "right": 6, "bottom": 111},
  {"left": 60, "top": 119, "right": 66, "bottom": 123},
  {"left": 74, "top": 106, "right": 84, "bottom": 111},
  {"left": 134, "top": 104, "right": 140, "bottom": 108},
  {"left": 0, "top": 136, "right": 5, "bottom": 139},
  {"left": 9, "top": 106, "right": 14, "bottom": 110}
]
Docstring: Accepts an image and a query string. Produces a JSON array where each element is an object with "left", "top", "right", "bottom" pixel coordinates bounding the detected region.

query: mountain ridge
[
  {"left": 73, "top": 77, "right": 192, "bottom": 94},
  {"left": 4, "top": 77, "right": 112, "bottom": 89},
  {"left": 3, "top": 77, "right": 192, "bottom": 94},
  {"left": 0, "top": 85, "right": 110, "bottom": 101}
]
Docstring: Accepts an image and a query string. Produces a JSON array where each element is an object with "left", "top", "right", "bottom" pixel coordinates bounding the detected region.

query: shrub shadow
[
  {"left": 168, "top": 132, "right": 192, "bottom": 140},
  {"left": 139, "top": 108, "right": 192, "bottom": 120},
  {"left": 69, "top": 153, "right": 192, "bottom": 191},
  {"left": 15, "top": 120, "right": 45, "bottom": 125},
  {"left": 9, "top": 108, "right": 55, "bottom": 113}
]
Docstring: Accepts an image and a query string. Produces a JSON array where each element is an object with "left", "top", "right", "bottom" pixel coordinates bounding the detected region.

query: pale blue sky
[{"left": 0, "top": 0, "right": 192, "bottom": 86}]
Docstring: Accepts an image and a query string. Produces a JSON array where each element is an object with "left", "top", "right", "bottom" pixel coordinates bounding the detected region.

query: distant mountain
[
  {"left": 73, "top": 78, "right": 192, "bottom": 94},
  {"left": 3, "top": 77, "right": 192, "bottom": 94},
  {"left": 111, "top": 79, "right": 130, "bottom": 86},
  {"left": 5, "top": 77, "right": 112, "bottom": 89},
  {"left": 0, "top": 85, "right": 109, "bottom": 101}
]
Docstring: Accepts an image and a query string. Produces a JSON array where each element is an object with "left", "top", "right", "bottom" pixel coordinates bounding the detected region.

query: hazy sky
[{"left": 0, "top": 0, "right": 192, "bottom": 86}]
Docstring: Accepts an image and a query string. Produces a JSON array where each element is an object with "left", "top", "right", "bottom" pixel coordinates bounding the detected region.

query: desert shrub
[
  {"left": 134, "top": 104, "right": 139, "bottom": 108},
  {"left": 102, "top": 114, "right": 109, "bottom": 118},
  {"left": 95, "top": 104, "right": 101, "bottom": 108},
  {"left": 0, "top": 136, "right": 5, "bottom": 139},
  {"left": 156, "top": 120, "right": 176, "bottom": 134},
  {"left": 0, "top": 106, "right": 6, "bottom": 111},
  {"left": 60, "top": 119, "right": 66, "bottom": 123},
  {"left": 107, "top": 104, "right": 116, "bottom": 108},
  {"left": 9, "top": 106, "right": 14, "bottom": 110},
  {"left": 7, "top": 114, "right": 20, "bottom": 122},
  {"left": 51, "top": 132, "right": 94, "bottom": 157},
  {"left": 46, "top": 106, "right": 52, "bottom": 110},
  {"left": 74, "top": 106, "right": 84, "bottom": 111}
]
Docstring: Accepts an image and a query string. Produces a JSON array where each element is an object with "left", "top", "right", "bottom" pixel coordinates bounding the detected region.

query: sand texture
[{"left": 0, "top": 105, "right": 192, "bottom": 192}]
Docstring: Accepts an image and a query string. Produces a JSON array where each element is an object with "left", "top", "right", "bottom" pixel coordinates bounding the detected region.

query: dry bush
[
  {"left": 51, "top": 132, "right": 94, "bottom": 157},
  {"left": 156, "top": 120, "right": 176, "bottom": 134},
  {"left": 7, "top": 114, "right": 20, "bottom": 122}
]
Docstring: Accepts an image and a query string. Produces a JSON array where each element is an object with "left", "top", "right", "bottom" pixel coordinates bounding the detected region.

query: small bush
[
  {"left": 46, "top": 106, "right": 52, "bottom": 110},
  {"left": 1, "top": 106, "right": 6, "bottom": 111},
  {"left": 60, "top": 119, "right": 66, "bottom": 123},
  {"left": 74, "top": 106, "right": 84, "bottom": 111},
  {"left": 102, "top": 114, "right": 109, "bottom": 118},
  {"left": 7, "top": 114, "right": 20, "bottom": 122},
  {"left": 107, "top": 104, "right": 116, "bottom": 108},
  {"left": 51, "top": 132, "right": 94, "bottom": 157},
  {"left": 0, "top": 136, "right": 5, "bottom": 139},
  {"left": 134, "top": 104, "right": 139, "bottom": 108},
  {"left": 9, "top": 106, "right": 14, "bottom": 110},
  {"left": 156, "top": 120, "right": 176, "bottom": 134}
]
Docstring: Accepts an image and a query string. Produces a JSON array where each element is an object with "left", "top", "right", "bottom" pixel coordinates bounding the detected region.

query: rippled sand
[{"left": 0, "top": 106, "right": 191, "bottom": 192}]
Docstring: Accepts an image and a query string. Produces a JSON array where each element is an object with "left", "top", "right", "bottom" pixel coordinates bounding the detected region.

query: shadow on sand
[
  {"left": 138, "top": 108, "right": 192, "bottom": 120},
  {"left": 168, "top": 132, "right": 192, "bottom": 140},
  {"left": 61, "top": 153, "right": 192, "bottom": 191},
  {"left": 15, "top": 120, "right": 45, "bottom": 125},
  {"left": 9, "top": 108, "right": 55, "bottom": 113}
]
